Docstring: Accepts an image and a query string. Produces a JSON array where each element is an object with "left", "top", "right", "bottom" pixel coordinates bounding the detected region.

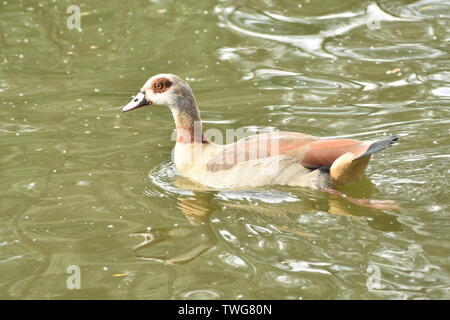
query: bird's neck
[{"left": 170, "top": 97, "right": 208, "bottom": 144}]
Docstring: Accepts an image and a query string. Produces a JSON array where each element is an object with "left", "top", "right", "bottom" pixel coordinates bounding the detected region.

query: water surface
[{"left": 0, "top": 0, "right": 449, "bottom": 299}]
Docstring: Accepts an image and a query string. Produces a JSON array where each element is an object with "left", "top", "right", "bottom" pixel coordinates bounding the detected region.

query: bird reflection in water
[{"left": 133, "top": 176, "right": 401, "bottom": 264}]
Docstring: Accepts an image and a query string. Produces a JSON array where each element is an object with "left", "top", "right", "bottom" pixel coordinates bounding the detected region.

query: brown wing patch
[
  {"left": 206, "top": 131, "right": 317, "bottom": 172},
  {"left": 151, "top": 77, "right": 172, "bottom": 94},
  {"left": 301, "top": 139, "right": 369, "bottom": 169}
]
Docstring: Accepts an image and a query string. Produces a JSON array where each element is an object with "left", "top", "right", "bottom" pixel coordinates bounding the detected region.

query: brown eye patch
[{"left": 151, "top": 77, "right": 172, "bottom": 94}]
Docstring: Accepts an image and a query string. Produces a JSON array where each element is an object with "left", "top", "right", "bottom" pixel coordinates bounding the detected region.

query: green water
[{"left": 1, "top": 0, "right": 449, "bottom": 299}]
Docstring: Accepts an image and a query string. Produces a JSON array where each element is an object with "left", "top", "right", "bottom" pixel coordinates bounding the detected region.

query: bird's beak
[{"left": 122, "top": 91, "right": 151, "bottom": 112}]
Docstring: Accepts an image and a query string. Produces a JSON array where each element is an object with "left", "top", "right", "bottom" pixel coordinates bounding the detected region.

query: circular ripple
[
  {"left": 364, "top": 21, "right": 438, "bottom": 43},
  {"left": 178, "top": 289, "right": 223, "bottom": 299},
  {"left": 324, "top": 42, "right": 446, "bottom": 62},
  {"left": 227, "top": 7, "right": 322, "bottom": 36},
  {"left": 146, "top": 161, "right": 195, "bottom": 197}
]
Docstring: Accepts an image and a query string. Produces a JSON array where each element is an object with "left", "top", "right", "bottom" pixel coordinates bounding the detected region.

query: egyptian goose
[{"left": 122, "top": 74, "right": 398, "bottom": 190}]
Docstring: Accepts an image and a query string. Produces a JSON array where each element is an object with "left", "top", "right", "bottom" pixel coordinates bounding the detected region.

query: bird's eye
[{"left": 156, "top": 83, "right": 162, "bottom": 90}]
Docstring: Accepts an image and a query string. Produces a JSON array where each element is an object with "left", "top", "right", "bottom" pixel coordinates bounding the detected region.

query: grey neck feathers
[{"left": 170, "top": 89, "right": 208, "bottom": 144}]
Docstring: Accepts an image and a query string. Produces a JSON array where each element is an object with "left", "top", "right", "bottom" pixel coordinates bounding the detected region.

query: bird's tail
[{"left": 330, "top": 135, "right": 399, "bottom": 185}]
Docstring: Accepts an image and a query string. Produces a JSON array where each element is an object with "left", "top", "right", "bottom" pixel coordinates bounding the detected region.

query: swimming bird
[{"left": 122, "top": 74, "right": 398, "bottom": 191}]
